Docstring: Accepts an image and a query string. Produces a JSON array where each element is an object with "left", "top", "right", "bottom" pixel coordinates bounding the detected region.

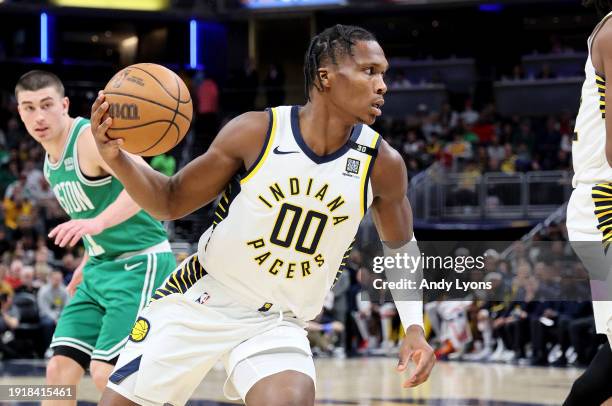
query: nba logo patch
[
  {"left": 197, "top": 292, "right": 210, "bottom": 305},
  {"left": 346, "top": 158, "right": 360, "bottom": 175}
]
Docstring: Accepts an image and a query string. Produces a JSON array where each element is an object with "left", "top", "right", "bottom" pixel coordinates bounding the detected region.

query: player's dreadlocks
[
  {"left": 583, "top": 0, "right": 612, "bottom": 17},
  {"left": 303, "top": 24, "right": 376, "bottom": 101}
]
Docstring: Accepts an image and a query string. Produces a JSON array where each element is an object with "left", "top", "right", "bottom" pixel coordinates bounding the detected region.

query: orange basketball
[{"left": 104, "top": 63, "right": 193, "bottom": 156}]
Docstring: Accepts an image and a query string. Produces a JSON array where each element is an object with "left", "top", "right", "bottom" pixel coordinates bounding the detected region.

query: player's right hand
[{"left": 91, "top": 90, "right": 123, "bottom": 161}]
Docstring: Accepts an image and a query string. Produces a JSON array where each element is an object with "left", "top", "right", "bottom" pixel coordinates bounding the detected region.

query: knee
[
  {"left": 99, "top": 387, "right": 136, "bottom": 406},
  {"left": 269, "top": 386, "right": 314, "bottom": 406},
  {"left": 90, "top": 363, "right": 112, "bottom": 391},
  {"left": 248, "top": 375, "right": 315, "bottom": 406},
  {"left": 46, "top": 356, "right": 64, "bottom": 383}
]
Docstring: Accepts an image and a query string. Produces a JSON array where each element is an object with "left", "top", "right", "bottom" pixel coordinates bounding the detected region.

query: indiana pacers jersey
[
  {"left": 198, "top": 105, "right": 381, "bottom": 321},
  {"left": 572, "top": 11, "right": 612, "bottom": 187},
  {"left": 43, "top": 117, "right": 168, "bottom": 259}
]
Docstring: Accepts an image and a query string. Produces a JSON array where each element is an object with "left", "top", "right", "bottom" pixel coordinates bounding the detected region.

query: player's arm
[
  {"left": 596, "top": 21, "right": 612, "bottom": 166},
  {"left": 48, "top": 129, "right": 146, "bottom": 247},
  {"left": 370, "top": 140, "right": 435, "bottom": 388},
  {"left": 90, "top": 92, "right": 267, "bottom": 220}
]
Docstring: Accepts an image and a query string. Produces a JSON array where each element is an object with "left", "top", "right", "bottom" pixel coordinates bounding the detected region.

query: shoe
[
  {"left": 463, "top": 347, "right": 493, "bottom": 361},
  {"left": 501, "top": 350, "right": 516, "bottom": 363}
]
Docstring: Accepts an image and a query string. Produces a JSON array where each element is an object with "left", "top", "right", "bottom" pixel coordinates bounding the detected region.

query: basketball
[{"left": 103, "top": 63, "right": 193, "bottom": 156}]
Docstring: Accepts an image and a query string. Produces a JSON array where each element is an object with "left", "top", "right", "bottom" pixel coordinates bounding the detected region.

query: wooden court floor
[{"left": 0, "top": 358, "right": 582, "bottom": 405}]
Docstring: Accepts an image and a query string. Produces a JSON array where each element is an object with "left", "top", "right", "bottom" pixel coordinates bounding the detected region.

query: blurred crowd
[{"left": 376, "top": 99, "right": 574, "bottom": 181}]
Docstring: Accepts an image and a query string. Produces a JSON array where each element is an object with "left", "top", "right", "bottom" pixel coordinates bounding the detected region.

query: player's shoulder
[
  {"left": 374, "top": 138, "right": 405, "bottom": 173},
  {"left": 370, "top": 138, "right": 407, "bottom": 198},
  {"left": 594, "top": 16, "right": 612, "bottom": 50},
  {"left": 212, "top": 110, "right": 271, "bottom": 158}
]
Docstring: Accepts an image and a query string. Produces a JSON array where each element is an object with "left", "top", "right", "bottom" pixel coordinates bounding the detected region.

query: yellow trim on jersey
[
  {"left": 359, "top": 133, "right": 381, "bottom": 217},
  {"left": 240, "top": 108, "right": 278, "bottom": 185}
]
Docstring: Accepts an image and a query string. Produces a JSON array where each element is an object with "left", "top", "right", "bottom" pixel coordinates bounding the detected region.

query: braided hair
[
  {"left": 303, "top": 24, "right": 376, "bottom": 101},
  {"left": 583, "top": 0, "right": 612, "bottom": 17}
]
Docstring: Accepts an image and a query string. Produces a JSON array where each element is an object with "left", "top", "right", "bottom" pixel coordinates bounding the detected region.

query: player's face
[
  {"left": 327, "top": 40, "right": 388, "bottom": 125},
  {"left": 17, "top": 86, "right": 69, "bottom": 143}
]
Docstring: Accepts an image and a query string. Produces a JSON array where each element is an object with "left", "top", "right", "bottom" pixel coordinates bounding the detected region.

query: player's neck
[
  {"left": 299, "top": 102, "right": 354, "bottom": 156},
  {"left": 44, "top": 116, "right": 74, "bottom": 164}
]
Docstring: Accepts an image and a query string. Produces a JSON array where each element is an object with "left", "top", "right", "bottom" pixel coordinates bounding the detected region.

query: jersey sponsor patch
[
  {"left": 129, "top": 317, "right": 150, "bottom": 343},
  {"left": 346, "top": 158, "right": 360, "bottom": 174}
]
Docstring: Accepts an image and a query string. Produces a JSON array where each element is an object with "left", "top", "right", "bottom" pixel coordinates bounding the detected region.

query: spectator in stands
[
  {"left": 5, "top": 259, "right": 23, "bottom": 290},
  {"left": 2, "top": 184, "right": 36, "bottom": 239},
  {"left": 15, "top": 265, "right": 37, "bottom": 295},
  {"left": 445, "top": 132, "right": 473, "bottom": 162},
  {"left": 487, "top": 135, "right": 505, "bottom": 162},
  {"left": 512, "top": 120, "right": 536, "bottom": 152},
  {"left": 460, "top": 99, "right": 479, "bottom": 126},
  {"left": 402, "top": 130, "right": 424, "bottom": 158},
  {"left": 306, "top": 291, "right": 345, "bottom": 357},
  {"left": 37, "top": 269, "right": 68, "bottom": 353},
  {"left": 500, "top": 144, "right": 518, "bottom": 174},
  {"left": 0, "top": 289, "right": 20, "bottom": 359},
  {"left": 421, "top": 112, "right": 444, "bottom": 141},
  {"left": 195, "top": 69, "right": 220, "bottom": 155}
]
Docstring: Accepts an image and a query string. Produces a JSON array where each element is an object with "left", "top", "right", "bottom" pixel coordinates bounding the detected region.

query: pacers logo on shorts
[{"left": 129, "top": 317, "right": 150, "bottom": 343}]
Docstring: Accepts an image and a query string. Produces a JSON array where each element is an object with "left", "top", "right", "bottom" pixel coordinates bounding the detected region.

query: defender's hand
[
  {"left": 48, "top": 218, "right": 105, "bottom": 248},
  {"left": 397, "top": 325, "right": 435, "bottom": 388},
  {"left": 91, "top": 91, "right": 123, "bottom": 161}
]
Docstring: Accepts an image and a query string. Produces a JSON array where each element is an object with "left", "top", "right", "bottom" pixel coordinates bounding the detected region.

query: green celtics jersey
[{"left": 43, "top": 117, "right": 168, "bottom": 259}]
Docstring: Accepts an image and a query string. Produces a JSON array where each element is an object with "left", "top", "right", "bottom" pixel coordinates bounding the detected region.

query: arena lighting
[
  {"left": 242, "top": 0, "right": 346, "bottom": 9},
  {"left": 40, "top": 12, "right": 48, "bottom": 63},
  {"left": 479, "top": 3, "right": 503, "bottom": 12},
  {"left": 51, "top": 0, "right": 169, "bottom": 11},
  {"left": 190, "top": 19, "right": 197, "bottom": 70}
]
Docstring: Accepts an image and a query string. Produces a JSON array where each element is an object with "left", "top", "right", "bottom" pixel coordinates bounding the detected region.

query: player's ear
[
  {"left": 62, "top": 97, "right": 69, "bottom": 116},
  {"left": 317, "top": 68, "right": 331, "bottom": 90}
]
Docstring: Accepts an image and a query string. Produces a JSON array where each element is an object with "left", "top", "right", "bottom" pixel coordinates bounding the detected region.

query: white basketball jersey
[
  {"left": 198, "top": 105, "right": 381, "bottom": 320},
  {"left": 572, "top": 11, "right": 612, "bottom": 187}
]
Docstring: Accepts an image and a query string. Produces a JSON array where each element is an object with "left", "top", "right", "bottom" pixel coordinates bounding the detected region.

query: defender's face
[
  {"left": 17, "top": 86, "right": 68, "bottom": 143},
  {"left": 328, "top": 40, "right": 388, "bottom": 125}
]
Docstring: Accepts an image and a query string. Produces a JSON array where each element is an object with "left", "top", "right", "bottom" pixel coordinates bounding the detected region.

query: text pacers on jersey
[{"left": 246, "top": 177, "right": 350, "bottom": 279}]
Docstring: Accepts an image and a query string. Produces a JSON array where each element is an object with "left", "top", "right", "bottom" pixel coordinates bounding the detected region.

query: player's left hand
[
  {"left": 397, "top": 325, "right": 435, "bottom": 388},
  {"left": 48, "top": 219, "right": 105, "bottom": 247}
]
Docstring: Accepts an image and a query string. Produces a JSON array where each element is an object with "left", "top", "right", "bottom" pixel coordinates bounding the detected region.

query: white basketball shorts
[
  {"left": 106, "top": 254, "right": 315, "bottom": 406},
  {"left": 567, "top": 183, "right": 612, "bottom": 342}
]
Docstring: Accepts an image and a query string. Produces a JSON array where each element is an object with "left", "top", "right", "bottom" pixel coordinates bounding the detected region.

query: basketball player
[
  {"left": 15, "top": 71, "right": 176, "bottom": 405},
  {"left": 92, "top": 25, "right": 434, "bottom": 406},
  {"left": 564, "top": 1, "right": 612, "bottom": 404}
]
